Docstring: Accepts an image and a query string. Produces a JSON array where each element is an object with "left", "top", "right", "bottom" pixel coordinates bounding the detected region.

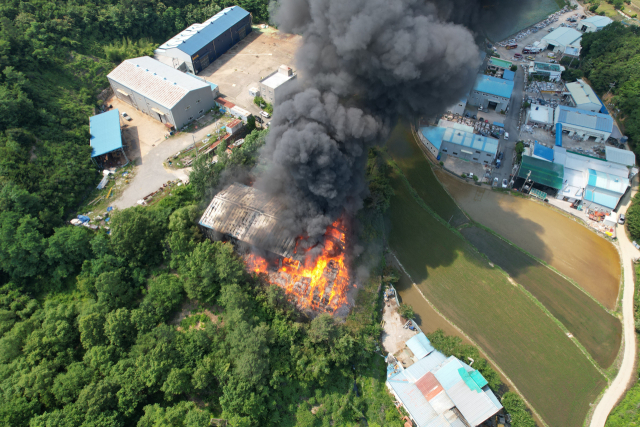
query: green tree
[
  {"left": 398, "top": 303, "right": 415, "bottom": 319},
  {"left": 502, "top": 392, "right": 536, "bottom": 427},
  {"left": 104, "top": 308, "right": 135, "bottom": 348},
  {"left": 137, "top": 401, "right": 210, "bottom": 427},
  {"left": 45, "top": 226, "right": 92, "bottom": 285}
]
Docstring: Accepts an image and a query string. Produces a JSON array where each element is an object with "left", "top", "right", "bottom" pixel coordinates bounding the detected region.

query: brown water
[{"left": 436, "top": 170, "right": 622, "bottom": 310}]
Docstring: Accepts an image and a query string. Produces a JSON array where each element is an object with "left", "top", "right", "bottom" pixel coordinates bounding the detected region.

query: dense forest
[{"left": 562, "top": 22, "right": 640, "bottom": 156}]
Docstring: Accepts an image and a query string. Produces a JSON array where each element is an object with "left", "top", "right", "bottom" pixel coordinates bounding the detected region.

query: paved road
[
  {"left": 590, "top": 179, "right": 638, "bottom": 427},
  {"left": 112, "top": 123, "right": 222, "bottom": 209}
]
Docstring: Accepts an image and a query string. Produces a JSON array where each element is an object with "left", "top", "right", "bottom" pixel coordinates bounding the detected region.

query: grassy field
[
  {"left": 387, "top": 169, "right": 606, "bottom": 427},
  {"left": 386, "top": 122, "right": 468, "bottom": 227},
  {"left": 461, "top": 226, "right": 622, "bottom": 369}
]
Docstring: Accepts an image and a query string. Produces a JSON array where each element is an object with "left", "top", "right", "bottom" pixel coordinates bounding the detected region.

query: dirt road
[{"left": 590, "top": 180, "right": 639, "bottom": 427}]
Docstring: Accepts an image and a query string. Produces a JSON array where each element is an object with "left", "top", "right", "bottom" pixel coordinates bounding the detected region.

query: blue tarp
[
  {"left": 77, "top": 215, "right": 90, "bottom": 223},
  {"left": 555, "top": 123, "right": 563, "bottom": 147},
  {"left": 493, "top": 122, "right": 504, "bottom": 128},
  {"left": 90, "top": 109, "right": 123, "bottom": 158}
]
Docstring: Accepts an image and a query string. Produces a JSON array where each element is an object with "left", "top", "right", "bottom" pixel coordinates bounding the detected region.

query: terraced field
[{"left": 387, "top": 168, "right": 606, "bottom": 427}]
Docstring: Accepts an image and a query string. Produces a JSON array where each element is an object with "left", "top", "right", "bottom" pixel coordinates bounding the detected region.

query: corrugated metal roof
[
  {"left": 533, "top": 144, "right": 554, "bottom": 162},
  {"left": 605, "top": 146, "right": 635, "bottom": 166},
  {"left": 159, "top": 7, "right": 250, "bottom": 56},
  {"left": 199, "top": 184, "right": 298, "bottom": 259},
  {"left": 421, "top": 126, "right": 446, "bottom": 151},
  {"left": 442, "top": 128, "right": 499, "bottom": 156},
  {"left": 582, "top": 16, "right": 613, "bottom": 28},
  {"left": 584, "top": 186, "right": 621, "bottom": 209},
  {"left": 564, "top": 151, "right": 629, "bottom": 178},
  {"left": 89, "top": 109, "right": 122, "bottom": 158},
  {"left": 447, "top": 380, "right": 502, "bottom": 427},
  {"left": 565, "top": 79, "right": 601, "bottom": 110},
  {"left": 387, "top": 375, "right": 439, "bottom": 427},
  {"left": 502, "top": 69, "right": 515, "bottom": 81},
  {"left": 556, "top": 105, "right": 613, "bottom": 133},
  {"left": 518, "top": 155, "right": 565, "bottom": 190},
  {"left": 404, "top": 351, "right": 448, "bottom": 382},
  {"left": 429, "top": 391, "right": 455, "bottom": 414},
  {"left": 416, "top": 373, "right": 444, "bottom": 401},
  {"left": 472, "top": 74, "right": 514, "bottom": 99},
  {"left": 488, "top": 58, "right": 512, "bottom": 69},
  {"left": 108, "top": 57, "right": 209, "bottom": 108},
  {"left": 406, "top": 333, "right": 435, "bottom": 360},
  {"left": 587, "top": 169, "right": 628, "bottom": 194},
  {"left": 433, "top": 357, "right": 466, "bottom": 391},
  {"left": 542, "top": 27, "right": 582, "bottom": 47},
  {"left": 216, "top": 97, "right": 236, "bottom": 109}
]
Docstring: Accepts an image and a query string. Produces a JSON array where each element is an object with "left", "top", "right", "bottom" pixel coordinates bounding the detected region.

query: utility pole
[{"left": 192, "top": 135, "right": 198, "bottom": 159}]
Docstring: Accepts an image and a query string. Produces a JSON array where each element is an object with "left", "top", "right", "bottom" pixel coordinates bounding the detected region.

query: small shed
[{"left": 90, "top": 109, "right": 128, "bottom": 168}]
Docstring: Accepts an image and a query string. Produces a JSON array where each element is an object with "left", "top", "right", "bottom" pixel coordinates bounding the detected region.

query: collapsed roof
[{"left": 198, "top": 183, "right": 297, "bottom": 259}]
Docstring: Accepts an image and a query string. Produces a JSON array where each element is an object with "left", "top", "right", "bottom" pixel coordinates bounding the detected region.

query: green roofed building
[
  {"left": 518, "top": 155, "right": 564, "bottom": 195},
  {"left": 488, "top": 57, "right": 512, "bottom": 70}
]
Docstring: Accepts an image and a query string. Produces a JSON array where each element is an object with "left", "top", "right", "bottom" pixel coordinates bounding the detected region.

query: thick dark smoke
[{"left": 254, "top": 0, "right": 532, "bottom": 246}]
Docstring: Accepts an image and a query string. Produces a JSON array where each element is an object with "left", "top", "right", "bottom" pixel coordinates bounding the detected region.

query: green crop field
[
  {"left": 387, "top": 168, "right": 606, "bottom": 427},
  {"left": 386, "top": 122, "right": 468, "bottom": 227},
  {"left": 461, "top": 226, "right": 622, "bottom": 368}
]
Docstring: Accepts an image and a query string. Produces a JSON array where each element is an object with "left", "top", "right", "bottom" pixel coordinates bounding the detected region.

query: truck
[{"left": 506, "top": 43, "right": 518, "bottom": 50}]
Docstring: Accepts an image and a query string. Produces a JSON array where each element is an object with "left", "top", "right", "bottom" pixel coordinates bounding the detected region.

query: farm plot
[
  {"left": 388, "top": 169, "right": 606, "bottom": 427},
  {"left": 385, "top": 122, "right": 468, "bottom": 227},
  {"left": 461, "top": 226, "right": 622, "bottom": 369}
]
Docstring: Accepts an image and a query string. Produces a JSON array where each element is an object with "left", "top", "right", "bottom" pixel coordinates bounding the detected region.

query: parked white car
[
  {"left": 504, "top": 132, "right": 509, "bottom": 140},
  {"left": 260, "top": 111, "right": 271, "bottom": 118},
  {"left": 121, "top": 112, "right": 132, "bottom": 121},
  {"left": 502, "top": 179, "right": 508, "bottom": 188}
]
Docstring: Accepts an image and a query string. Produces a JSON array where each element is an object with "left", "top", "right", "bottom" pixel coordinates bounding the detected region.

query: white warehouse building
[
  {"left": 107, "top": 56, "right": 217, "bottom": 129},
  {"left": 258, "top": 65, "right": 297, "bottom": 105},
  {"left": 580, "top": 16, "right": 613, "bottom": 33},
  {"left": 554, "top": 105, "right": 613, "bottom": 142},
  {"left": 540, "top": 27, "right": 582, "bottom": 54},
  {"left": 565, "top": 79, "right": 603, "bottom": 113}
]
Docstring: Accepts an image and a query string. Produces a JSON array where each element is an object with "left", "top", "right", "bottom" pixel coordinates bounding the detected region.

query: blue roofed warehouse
[
  {"left": 154, "top": 6, "right": 252, "bottom": 74},
  {"left": 468, "top": 74, "right": 514, "bottom": 113},
  {"left": 89, "top": 109, "right": 128, "bottom": 167}
]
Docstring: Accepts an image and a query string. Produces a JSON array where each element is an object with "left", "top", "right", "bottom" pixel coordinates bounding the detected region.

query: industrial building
[
  {"left": 421, "top": 126, "right": 499, "bottom": 165},
  {"left": 565, "top": 79, "right": 605, "bottom": 113},
  {"left": 468, "top": 74, "right": 514, "bottom": 112},
  {"left": 531, "top": 143, "right": 555, "bottom": 162},
  {"left": 386, "top": 333, "right": 502, "bottom": 427},
  {"left": 540, "top": 27, "right": 582, "bottom": 54},
  {"left": 445, "top": 97, "right": 467, "bottom": 116},
  {"left": 89, "top": 109, "right": 128, "bottom": 168},
  {"left": 554, "top": 105, "right": 613, "bottom": 142},
  {"left": 527, "top": 105, "right": 554, "bottom": 126},
  {"left": 488, "top": 57, "right": 512, "bottom": 71},
  {"left": 516, "top": 155, "right": 565, "bottom": 197},
  {"left": 258, "top": 65, "right": 297, "bottom": 105},
  {"left": 527, "top": 61, "right": 565, "bottom": 82},
  {"left": 553, "top": 146, "right": 630, "bottom": 211},
  {"left": 107, "top": 56, "right": 217, "bottom": 129},
  {"left": 154, "top": 6, "right": 252, "bottom": 74},
  {"left": 605, "top": 146, "right": 636, "bottom": 167},
  {"left": 580, "top": 16, "right": 613, "bottom": 33}
]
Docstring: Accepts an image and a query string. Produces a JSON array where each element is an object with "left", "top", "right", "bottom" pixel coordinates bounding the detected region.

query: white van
[
  {"left": 504, "top": 132, "right": 509, "bottom": 140},
  {"left": 260, "top": 111, "right": 271, "bottom": 118}
]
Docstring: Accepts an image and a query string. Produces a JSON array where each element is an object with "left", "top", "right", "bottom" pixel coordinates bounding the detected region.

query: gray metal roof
[
  {"left": 198, "top": 183, "right": 297, "bottom": 259},
  {"left": 605, "top": 146, "right": 635, "bottom": 167},
  {"left": 556, "top": 106, "right": 613, "bottom": 132},
  {"left": 107, "top": 56, "right": 210, "bottom": 108}
]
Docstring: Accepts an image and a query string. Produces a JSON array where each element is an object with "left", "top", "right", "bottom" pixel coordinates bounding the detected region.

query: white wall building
[
  {"left": 527, "top": 61, "right": 565, "bottom": 82},
  {"left": 540, "top": 27, "right": 582, "bottom": 54},
  {"left": 580, "top": 16, "right": 613, "bottom": 33},
  {"left": 527, "top": 105, "right": 554, "bottom": 126},
  {"left": 259, "top": 65, "right": 297, "bottom": 105},
  {"left": 565, "top": 79, "right": 602, "bottom": 113},
  {"left": 554, "top": 105, "right": 613, "bottom": 142}
]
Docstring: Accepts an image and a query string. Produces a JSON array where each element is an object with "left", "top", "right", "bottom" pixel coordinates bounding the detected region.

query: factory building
[
  {"left": 527, "top": 105, "right": 554, "bottom": 126},
  {"left": 565, "top": 79, "right": 605, "bottom": 113},
  {"left": 580, "top": 16, "right": 613, "bottom": 33},
  {"left": 154, "top": 6, "right": 252, "bottom": 74},
  {"left": 528, "top": 61, "right": 565, "bottom": 82},
  {"left": 553, "top": 146, "right": 630, "bottom": 212},
  {"left": 605, "top": 146, "right": 636, "bottom": 167},
  {"left": 516, "top": 155, "right": 565, "bottom": 197},
  {"left": 540, "top": 27, "right": 582, "bottom": 54},
  {"left": 258, "top": 65, "right": 297, "bottom": 105},
  {"left": 386, "top": 333, "right": 502, "bottom": 427},
  {"left": 554, "top": 105, "right": 613, "bottom": 142},
  {"left": 445, "top": 97, "right": 467, "bottom": 116},
  {"left": 421, "top": 126, "right": 499, "bottom": 165},
  {"left": 468, "top": 74, "right": 514, "bottom": 112},
  {"left": 107, "top": 56, "right": 217, "bottom": 129}
]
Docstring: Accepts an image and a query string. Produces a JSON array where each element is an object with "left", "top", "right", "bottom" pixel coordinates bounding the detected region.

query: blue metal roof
[
  {"left": 556, "top": 123, "right": 563, "bottom": 147},
  {"left": 493, "top": 122, "right": 504, "bottom": 128},
  {"left": 502, "top": 69, "right": 515, "bottom": 81},
  {"left": 533, "top": 144, "right": 554, "bottom": 162},
  {"left": 406, "top": 333, "right": 435, "bottom": 360},
  {"left": 582, "top": 16, "right": 613, "bottom": 28},
  {"left": 556, "top": 106, "right": 613, "bottom": 132},
  {"left": 472, "top": 74, "right": 514, "bottom": 99},
  {"left": 90, "top": 109, "right": 122, "bottom": 158},
  {"left": 442, "top": 128, "right": 499, "bottom": 156},
  {"left": 421, "top": 126, "right": 446, "bottom": 151},
  {"left": 178, "top": 7, "right": 250, "bottom": 56},
  {"left": 584, "top": 187, "right": 621, "bottom": 209}
]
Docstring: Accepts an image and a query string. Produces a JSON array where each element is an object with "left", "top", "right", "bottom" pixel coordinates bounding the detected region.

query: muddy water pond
[{"left": 436, "top": 170, "right": 621, "bottom": 310}]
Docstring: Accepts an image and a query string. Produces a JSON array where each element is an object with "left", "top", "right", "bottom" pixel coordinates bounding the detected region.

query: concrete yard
[
  {"left": 199, "top": 27, "right": 302, "bottom": 115},
  {"left": 381, "top": 295, "right": 418, "bottom": 356}
]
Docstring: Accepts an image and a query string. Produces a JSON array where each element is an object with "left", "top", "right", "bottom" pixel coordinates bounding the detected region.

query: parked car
[
  {"left": 471, "top": 114, "right": 477, "bottom": 120},
  {"left": 496, "top": 159, "right": 501, "bottom": 169},
  {"left": 260, "top": 111, "right": 271, "bottom": 118},
  {"left": 514, "top": 53, "right": 523, "bottom": 59},
  {"left": 465, "top": 112, "right": 470, "bottom": 118},
  {"left": 468, "top": 172, "right": 474, "bottom": 179},
  {"left": 633, "top": 241, "right": 640, "bottom": 250},
  {"left": 502, "top": 179, "right": 508, "bottom": 188},
  {"left": 498, "top": 151, "right": 504, "bottom": 160},
  {"left": 255, "top": 116, "right": 263, "bottom": 124},
  {"left": 619, "top": 214, "right": 626, "bottom": 225},
  {"left": 526, "top": 55, "right": 535, "bottom": 61},
  {"left": 121, "top": 112, "right": 132, "bottom": 121},
  {"left": 504, "top": 132, "right": 509, "bottom": 140},
  {"left": 493, "top": 177, "right": 499, "bottom": 187}
]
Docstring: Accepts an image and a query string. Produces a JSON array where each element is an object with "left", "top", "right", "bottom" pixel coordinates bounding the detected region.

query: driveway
[
  {"left": 112, "top": 121, "right": 225, "bottom": 210},
  {"left": 589, "top": 177, "right": 638, "bottom": 427}
]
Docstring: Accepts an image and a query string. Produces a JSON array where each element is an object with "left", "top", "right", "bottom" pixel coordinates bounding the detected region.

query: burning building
[{"left": 199, "top": 183, "right": 352, "bottom": 314}]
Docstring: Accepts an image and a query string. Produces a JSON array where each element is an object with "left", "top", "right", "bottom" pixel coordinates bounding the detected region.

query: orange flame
[{"left": 246, "top": 219, "right": 351, "bottom": 313}]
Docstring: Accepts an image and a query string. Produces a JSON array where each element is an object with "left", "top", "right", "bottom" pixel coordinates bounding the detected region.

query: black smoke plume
[{"left": 254, "top": 0, "right": 532, "bottom": 246}]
